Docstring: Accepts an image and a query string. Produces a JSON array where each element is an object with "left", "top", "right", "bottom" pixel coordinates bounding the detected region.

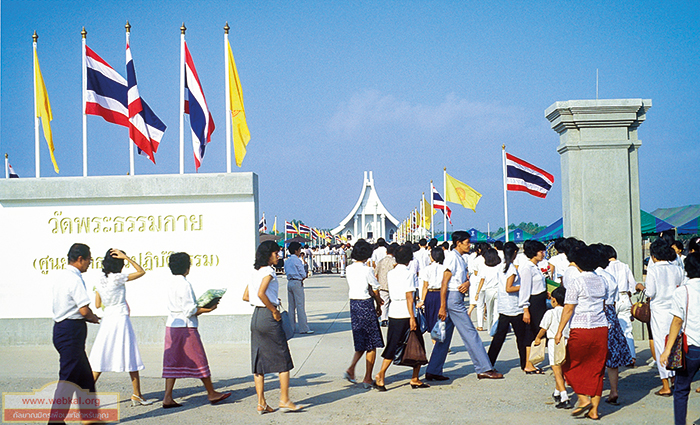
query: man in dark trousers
[{"left": 49, "top": 243, "right": 100, "bottom": 424}]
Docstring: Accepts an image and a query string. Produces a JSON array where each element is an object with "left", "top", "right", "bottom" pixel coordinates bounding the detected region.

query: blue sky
[{"left": 2, "top": 1, "right": 699, "bottom": 233}]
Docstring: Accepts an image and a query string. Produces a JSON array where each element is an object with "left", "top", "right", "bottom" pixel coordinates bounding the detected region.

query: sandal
[
  {"left": 571, "top": 403, "right": 593, "bottom": 417},
  {"left": 209, "top": 392, "right": 231, "bottom": 405},
  {"left": 257, "top": 404, "right": 274, "bottom": 415},
  {"left": 279, "top": 401, "right": 303, "bottom": 412},
  {"left": 604, "top": 396, "right": 619, "bottom": 405},
  {"left": 524, "top": 369, "right": 545, "bottom": 375},
  {"left": 654, "top": 390, "right": 672, "bottom": 397}
]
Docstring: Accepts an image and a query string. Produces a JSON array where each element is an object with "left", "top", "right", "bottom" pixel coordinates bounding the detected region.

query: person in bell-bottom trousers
[{"left": 425, "top": 231, "right": 503, "bottom": 381}]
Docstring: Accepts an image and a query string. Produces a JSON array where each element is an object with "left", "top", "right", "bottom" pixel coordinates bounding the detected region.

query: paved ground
[{"left": 1, "top": 274, "right": 697, "bottom": 424}]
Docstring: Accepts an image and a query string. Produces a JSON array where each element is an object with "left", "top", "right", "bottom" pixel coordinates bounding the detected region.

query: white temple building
[{"left": 332, "top": 171, "right": 399, "bottom": 242}]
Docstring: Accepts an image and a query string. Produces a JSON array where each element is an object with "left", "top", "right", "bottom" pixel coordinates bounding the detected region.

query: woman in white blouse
[
  {"left": 374, "top": 245, "right": 429, "bottom": 391},
  {"left": 488, "top": 242, "right": 529, "bottom": 370},
  {"left": 660, "top": 252, "right": 700, "bottom": 425},
  {"left": 637, "top": 239, "right": 684, "bottom": 397},
  {"left": 555, "top": 245, "right": 608, "bottom": 420},
  {"left": 474, "top": 248, "right": 501, "bottom": 333},
  {"left": 162, "top": 253, "right": 230, "bottom": 408},
  {"left": 343, "top": 239, "right": 384, "bottom": 388},
  {"left": 250, "top": 241, "right": 300, "bottom": 414},
  {"left": 419, "top": 247, "right": 446, "bottom": 340},
  {"left": 519, "top": 239, "right": 549, "bottom": 374},
  {"left": 89, "top": 249, "right": 151, "bottom": 406}
]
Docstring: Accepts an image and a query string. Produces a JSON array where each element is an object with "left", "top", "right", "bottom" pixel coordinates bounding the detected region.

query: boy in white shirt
[{"left": 534, "top": 287, "right": 571, "bottom": 409}]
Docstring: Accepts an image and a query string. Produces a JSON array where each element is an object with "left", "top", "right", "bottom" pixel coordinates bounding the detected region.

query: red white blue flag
[
  {"left": 505, "top": 153, "right": 554, "bottom": 198},
  {"left": 298, "top": 224, "right": 311, "bottom": 235},
  {"left": 126, "top": 41, "right": 166, "bottom": 163},
  {"left": 431, "top": 183, "right": 452, "bottom": 224},
  {"left": 285, "top": 221, "right": 298, "bottom": 234},
  {"left": 183, "top": 42, "right": 215, "bottom": 171},
  {"left": 85, "top": 45, "right": 165, "bottom": 163},
  {"left": 8, "top": 164, "right": 19, "bottom": 178},
  {"left": 259, "top": 213, "right": 267, "bottom": 233}
]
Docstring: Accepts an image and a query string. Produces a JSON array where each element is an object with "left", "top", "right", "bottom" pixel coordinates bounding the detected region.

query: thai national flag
[
  {"left": 298, "top": 224, "right": 311, "bottom": 235},
  {"left": 85, "top": 45, "right": 165, "bottom": 162},
  {"left": 8, "top": 164, "right": 19, "bottom": 178},
  {"left": 126, "top": 41, "right": 166, "bottom": 163},
  {"left": 431, "top": 183, "right": 452, "bottom": 224},
  {"left": 183, "top": 42, "right": 215, "bottom": 171},
  {"left": 285, "top": 221, "right": 298, "bottom": 234},
  {"left": 259, "top": 214, "right": 267, "bottom": 233},
  {"left": 505, "top": 153, "right": 554, "bottom": 198}
]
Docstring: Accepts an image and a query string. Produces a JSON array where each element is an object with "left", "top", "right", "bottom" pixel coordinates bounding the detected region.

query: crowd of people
[
  {"left": 341, "top": 233, "right": 700, "bottom": 424},
  {"left": 48, "top": 231, "right": 700, "bottom": 423}
]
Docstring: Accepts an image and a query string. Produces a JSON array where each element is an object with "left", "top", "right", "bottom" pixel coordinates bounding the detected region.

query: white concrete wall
[{"left": 0, "top": 173, "right": 258, "bottom": 344}]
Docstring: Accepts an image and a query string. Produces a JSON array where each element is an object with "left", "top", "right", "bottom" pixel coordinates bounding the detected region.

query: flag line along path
[{"left": 0, "top": 274, "right": 694, "bottom": 424}]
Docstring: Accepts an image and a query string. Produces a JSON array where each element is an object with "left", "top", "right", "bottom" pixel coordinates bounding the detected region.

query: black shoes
[{"left": 425, "top": 373, "right": 450, "bottom": 381}]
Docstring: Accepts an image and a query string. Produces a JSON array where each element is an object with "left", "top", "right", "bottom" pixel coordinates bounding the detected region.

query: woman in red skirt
[{"left": 555, "top": 245, "right": 608, "bottom": 420}]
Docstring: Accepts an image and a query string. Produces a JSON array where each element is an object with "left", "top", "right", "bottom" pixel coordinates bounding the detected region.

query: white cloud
[{"left": 327, "top": 90, "right": 531, "bottom": 140}]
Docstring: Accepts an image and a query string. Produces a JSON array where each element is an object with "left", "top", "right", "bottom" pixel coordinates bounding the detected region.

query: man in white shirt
[
  {"left": 425, "top": 231, "right": 504, "bottom": 381},
  {"left": 284, "top": 242, "right": 313, "bottom": 334},
  {"left": 370, "top": 238, "right": 388, "bottom": 269},
  {"left": 414, "top": 238, "right": 431, "bottom": 271},
  {"left": 51, "top": 243, "right": 100, "bottom": 393}
]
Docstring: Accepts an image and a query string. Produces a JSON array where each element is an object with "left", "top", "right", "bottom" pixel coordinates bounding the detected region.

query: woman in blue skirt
[{"left": 343, "top": 239, "right": 385, "bottom": 388}]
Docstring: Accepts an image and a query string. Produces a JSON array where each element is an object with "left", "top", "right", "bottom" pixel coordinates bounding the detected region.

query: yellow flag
[
  {"left": 227, "top": 39, "right": 251, "bottom": 167},
  {"left": 423, "top": 198, "right": 432, "bottom": 229},
  {"left": 272, "top": 217, "right": 277, "bottom": 234},
  {"left": 34, "top": 49, "right": 59, "bottom": 173},
  {"left": 445, "top": 172, "right": 482, "bottom": 211}
]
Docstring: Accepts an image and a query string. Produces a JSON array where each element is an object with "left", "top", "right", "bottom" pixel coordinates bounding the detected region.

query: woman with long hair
[
  {"left": 250, "top": 240, "right": 301, "bottom": 414},
  {"left": 89, "top": 248, "right": 151, "bottom": 406},
  {"left": 488, "top": 242, "right": 528, "bottom": 371},
  {"left": 343, "top": 239, "right": 385, "bottom": 388}
]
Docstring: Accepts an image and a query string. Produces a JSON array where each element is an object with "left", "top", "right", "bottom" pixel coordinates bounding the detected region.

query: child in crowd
[{"left": 534, "top": 287, "right": 570, "bottom": 409}]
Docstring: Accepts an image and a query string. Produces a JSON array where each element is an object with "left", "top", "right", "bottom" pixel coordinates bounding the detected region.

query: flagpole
[
  {"left": 502, "top": 145, "right": 509, "bottom": 243},
  {"left": 443, "top": 168, "right": 447, "bottom": 242},
  {"left": 33, "top": 32, "right": 41, "bottom": 178},
  {"left": 179, "top": 23, "right": 186, "bottom": 174},
  {"left": 224, "top": 23, "right": 232, "bottom": 173},
  {"left": 126, "top": 22, "right": 135, "bottom": 176},
  {"left": 421, "top": 192, "right": 425, "bottom": 235},
  {"left": 81, "top": 28, "right": 88, "bottom": 177},
  {"left": 430, "top": 181, "right": 434, "bottom": 239},
  {"left": 4, "top": 154, "right": 9, "bottom": 179}
]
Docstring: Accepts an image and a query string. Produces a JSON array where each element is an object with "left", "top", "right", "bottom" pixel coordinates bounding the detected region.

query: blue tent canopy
[
  {"left": 496, "top": 228, "right": 533, "bottom": 242},
  {"left": 532, "top": 218, "right": 563, "bottom": 241},
  {"left": 640, "top": 210, "right": 674, "bottom": 235}
]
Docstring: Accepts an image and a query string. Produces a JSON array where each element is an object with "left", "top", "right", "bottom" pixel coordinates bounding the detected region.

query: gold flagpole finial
[
  {"left": 81, "top": 27, "right": 87, "bottom": 39},
  {"left": 5, "top": 153, "right": 8, "bottom": 159},
  {"left": 502, "top": 144, "right": 505, "bottom": 150},
  {"left": 125, "top": 21, "right": 131, "bottom": 33},
  {"left": 224, "top": 22, "right": 230, "bottom": 34},
  {"left": 180, "top": 23, "right": 186, "bottom": 35},
  {"left": 32, "top": 31, "right": 38, "bottom": 43},
  {"left": 444, "top": 167, "right": 446, "bottom": 171}
]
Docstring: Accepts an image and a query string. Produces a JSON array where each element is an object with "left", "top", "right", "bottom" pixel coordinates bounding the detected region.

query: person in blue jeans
[
  {"left": 660, "top": 252, "right": 700, "bottom": 425},
  {"left": 425, "top": 231, "right": 504, "bottom": 381}
]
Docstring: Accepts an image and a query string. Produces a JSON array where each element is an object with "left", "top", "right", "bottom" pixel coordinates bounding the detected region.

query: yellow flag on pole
[
  {"left": 227, "top": 39, "right": 251, "bottom": 167},
  {"left": 423, "top": 198, "right": 432, "bottom": 229},
  {"left": 34, "top": 49, "right": 59, "bottom": 173},
  {"left": 445, "top": 172, "right": 481, "bottom": 211}
]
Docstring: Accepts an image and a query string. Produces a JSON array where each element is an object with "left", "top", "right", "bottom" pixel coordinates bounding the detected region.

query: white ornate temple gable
[{"left": 332, "top": 171, "right": 399, "bottom": 242}]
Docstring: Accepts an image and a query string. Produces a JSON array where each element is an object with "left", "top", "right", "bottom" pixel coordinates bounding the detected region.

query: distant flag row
[
  {"left": 395, "top": 152, "right": 552, "bottom": 242},
  {"left": 24, "top": 23, "right": 250, "bottom": 178}
]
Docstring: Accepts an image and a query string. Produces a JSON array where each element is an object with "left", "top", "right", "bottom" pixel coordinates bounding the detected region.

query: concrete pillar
[
  {"left": 546, "top": 99, "right": 651, "bottom": 280},
  {"left": 361, "top": 212, "right": 366, "bottom": 239}
]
